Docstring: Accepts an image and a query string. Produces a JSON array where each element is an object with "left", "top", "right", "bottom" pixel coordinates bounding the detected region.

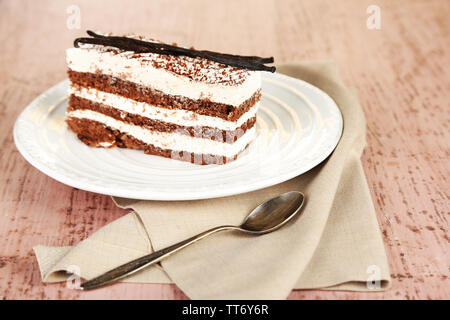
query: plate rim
[{"left": 13, "top": 73, "right": 343, "bottom": 200}]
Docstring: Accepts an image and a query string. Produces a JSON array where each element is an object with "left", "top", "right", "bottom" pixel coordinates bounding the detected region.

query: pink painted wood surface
[{"left": 0, "top": 0, "right": 448, "bottom": 299}]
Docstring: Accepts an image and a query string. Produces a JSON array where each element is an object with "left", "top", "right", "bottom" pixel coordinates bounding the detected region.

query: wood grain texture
[{"left": 0, "top": 0, "right": 448, "bottom": 300}]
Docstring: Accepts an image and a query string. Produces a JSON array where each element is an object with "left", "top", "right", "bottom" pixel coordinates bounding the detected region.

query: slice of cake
[{"left": 65, "top": 31, "right": 275, "bottom": 164}]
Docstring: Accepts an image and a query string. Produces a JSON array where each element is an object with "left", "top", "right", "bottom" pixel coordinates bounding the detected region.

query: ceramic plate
[{"left": 14, "top": 72, "right": 343, "bottom": 200}]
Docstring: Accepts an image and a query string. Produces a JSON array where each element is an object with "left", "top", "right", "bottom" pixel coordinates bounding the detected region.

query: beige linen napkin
[{"left": 34, "top": 62, "right": 391, "bottom": 299}]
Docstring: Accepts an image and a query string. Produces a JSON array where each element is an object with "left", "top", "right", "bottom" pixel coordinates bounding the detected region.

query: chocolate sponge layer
[
  {"left": 66, "top": 117, "right": 243, "bottom": 165},
  {"left": 68, "top": 95, "right": 256, "bottom": 143},
  {"left": 68, "top": 70, "right": 261, "bottom": 121}
]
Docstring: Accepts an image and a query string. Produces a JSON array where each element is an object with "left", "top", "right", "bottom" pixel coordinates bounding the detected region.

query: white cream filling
[
  {"left": 70, "top": 86, "right": 258, "bottom": 131},
  {"left": 67, "top": 109, "right": 256, "bottom": 157},
  {"left": 98, "top": 141, "right": 114, "bottom": 148},
  {"left": 66, "top": 48, "right": 261, "bottom": 106}
]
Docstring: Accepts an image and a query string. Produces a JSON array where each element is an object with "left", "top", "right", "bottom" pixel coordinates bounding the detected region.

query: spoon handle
[{"left": 81, "top": 225, "right": 237, "bottom": 290}]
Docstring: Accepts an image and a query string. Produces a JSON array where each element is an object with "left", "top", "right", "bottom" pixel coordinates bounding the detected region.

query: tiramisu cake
[{"left": 65, "top": 31, "right": 275, "bottom": 164}]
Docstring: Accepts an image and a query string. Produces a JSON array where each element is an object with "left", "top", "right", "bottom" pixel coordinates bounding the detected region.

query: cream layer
[
  {"left": 66, "top": 47, "right": 261, "bottom": 106},
  {"left": 66, "top": 109, "right": 256, "bottom": 157},
  {"left": 70, "top": 86, "right": 258, "bottom": 131}
]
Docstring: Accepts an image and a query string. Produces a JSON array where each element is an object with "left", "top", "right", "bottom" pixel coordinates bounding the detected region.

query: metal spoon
[{"left": 80, "top": 191, "right": 305, "bottom": 290}]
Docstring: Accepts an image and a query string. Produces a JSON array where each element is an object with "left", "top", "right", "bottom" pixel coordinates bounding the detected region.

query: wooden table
[{"left": 0, "top": 0, "right": 448, "bottom": 300}]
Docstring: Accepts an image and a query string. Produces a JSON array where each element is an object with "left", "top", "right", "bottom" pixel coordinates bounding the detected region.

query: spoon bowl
[{"left": 240, "top": 191, "right": 305, "bottom": 234}]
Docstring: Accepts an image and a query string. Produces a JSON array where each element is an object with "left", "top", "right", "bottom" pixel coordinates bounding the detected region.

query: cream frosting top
[{"left": 67, "top": 37, "right": 262, "bottom": 106}]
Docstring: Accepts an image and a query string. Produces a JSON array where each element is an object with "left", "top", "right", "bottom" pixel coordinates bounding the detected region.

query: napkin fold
[{"left": 34, "top": 62, "right": 391, "bottom": 299}]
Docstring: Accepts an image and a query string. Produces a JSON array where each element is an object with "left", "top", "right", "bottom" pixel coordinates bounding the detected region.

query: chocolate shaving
[{"left": 74, "top": 31, "right": 276, "bottom": 72}]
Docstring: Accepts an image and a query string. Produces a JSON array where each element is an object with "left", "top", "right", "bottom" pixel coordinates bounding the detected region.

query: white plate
[{"left": 14, "top": 73, "right": 343, "bottom": 200}]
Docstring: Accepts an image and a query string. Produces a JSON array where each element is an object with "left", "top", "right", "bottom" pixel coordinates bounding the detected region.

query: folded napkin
[{"left": 34, "top": 62, "right": 391, "bottom": 299}]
